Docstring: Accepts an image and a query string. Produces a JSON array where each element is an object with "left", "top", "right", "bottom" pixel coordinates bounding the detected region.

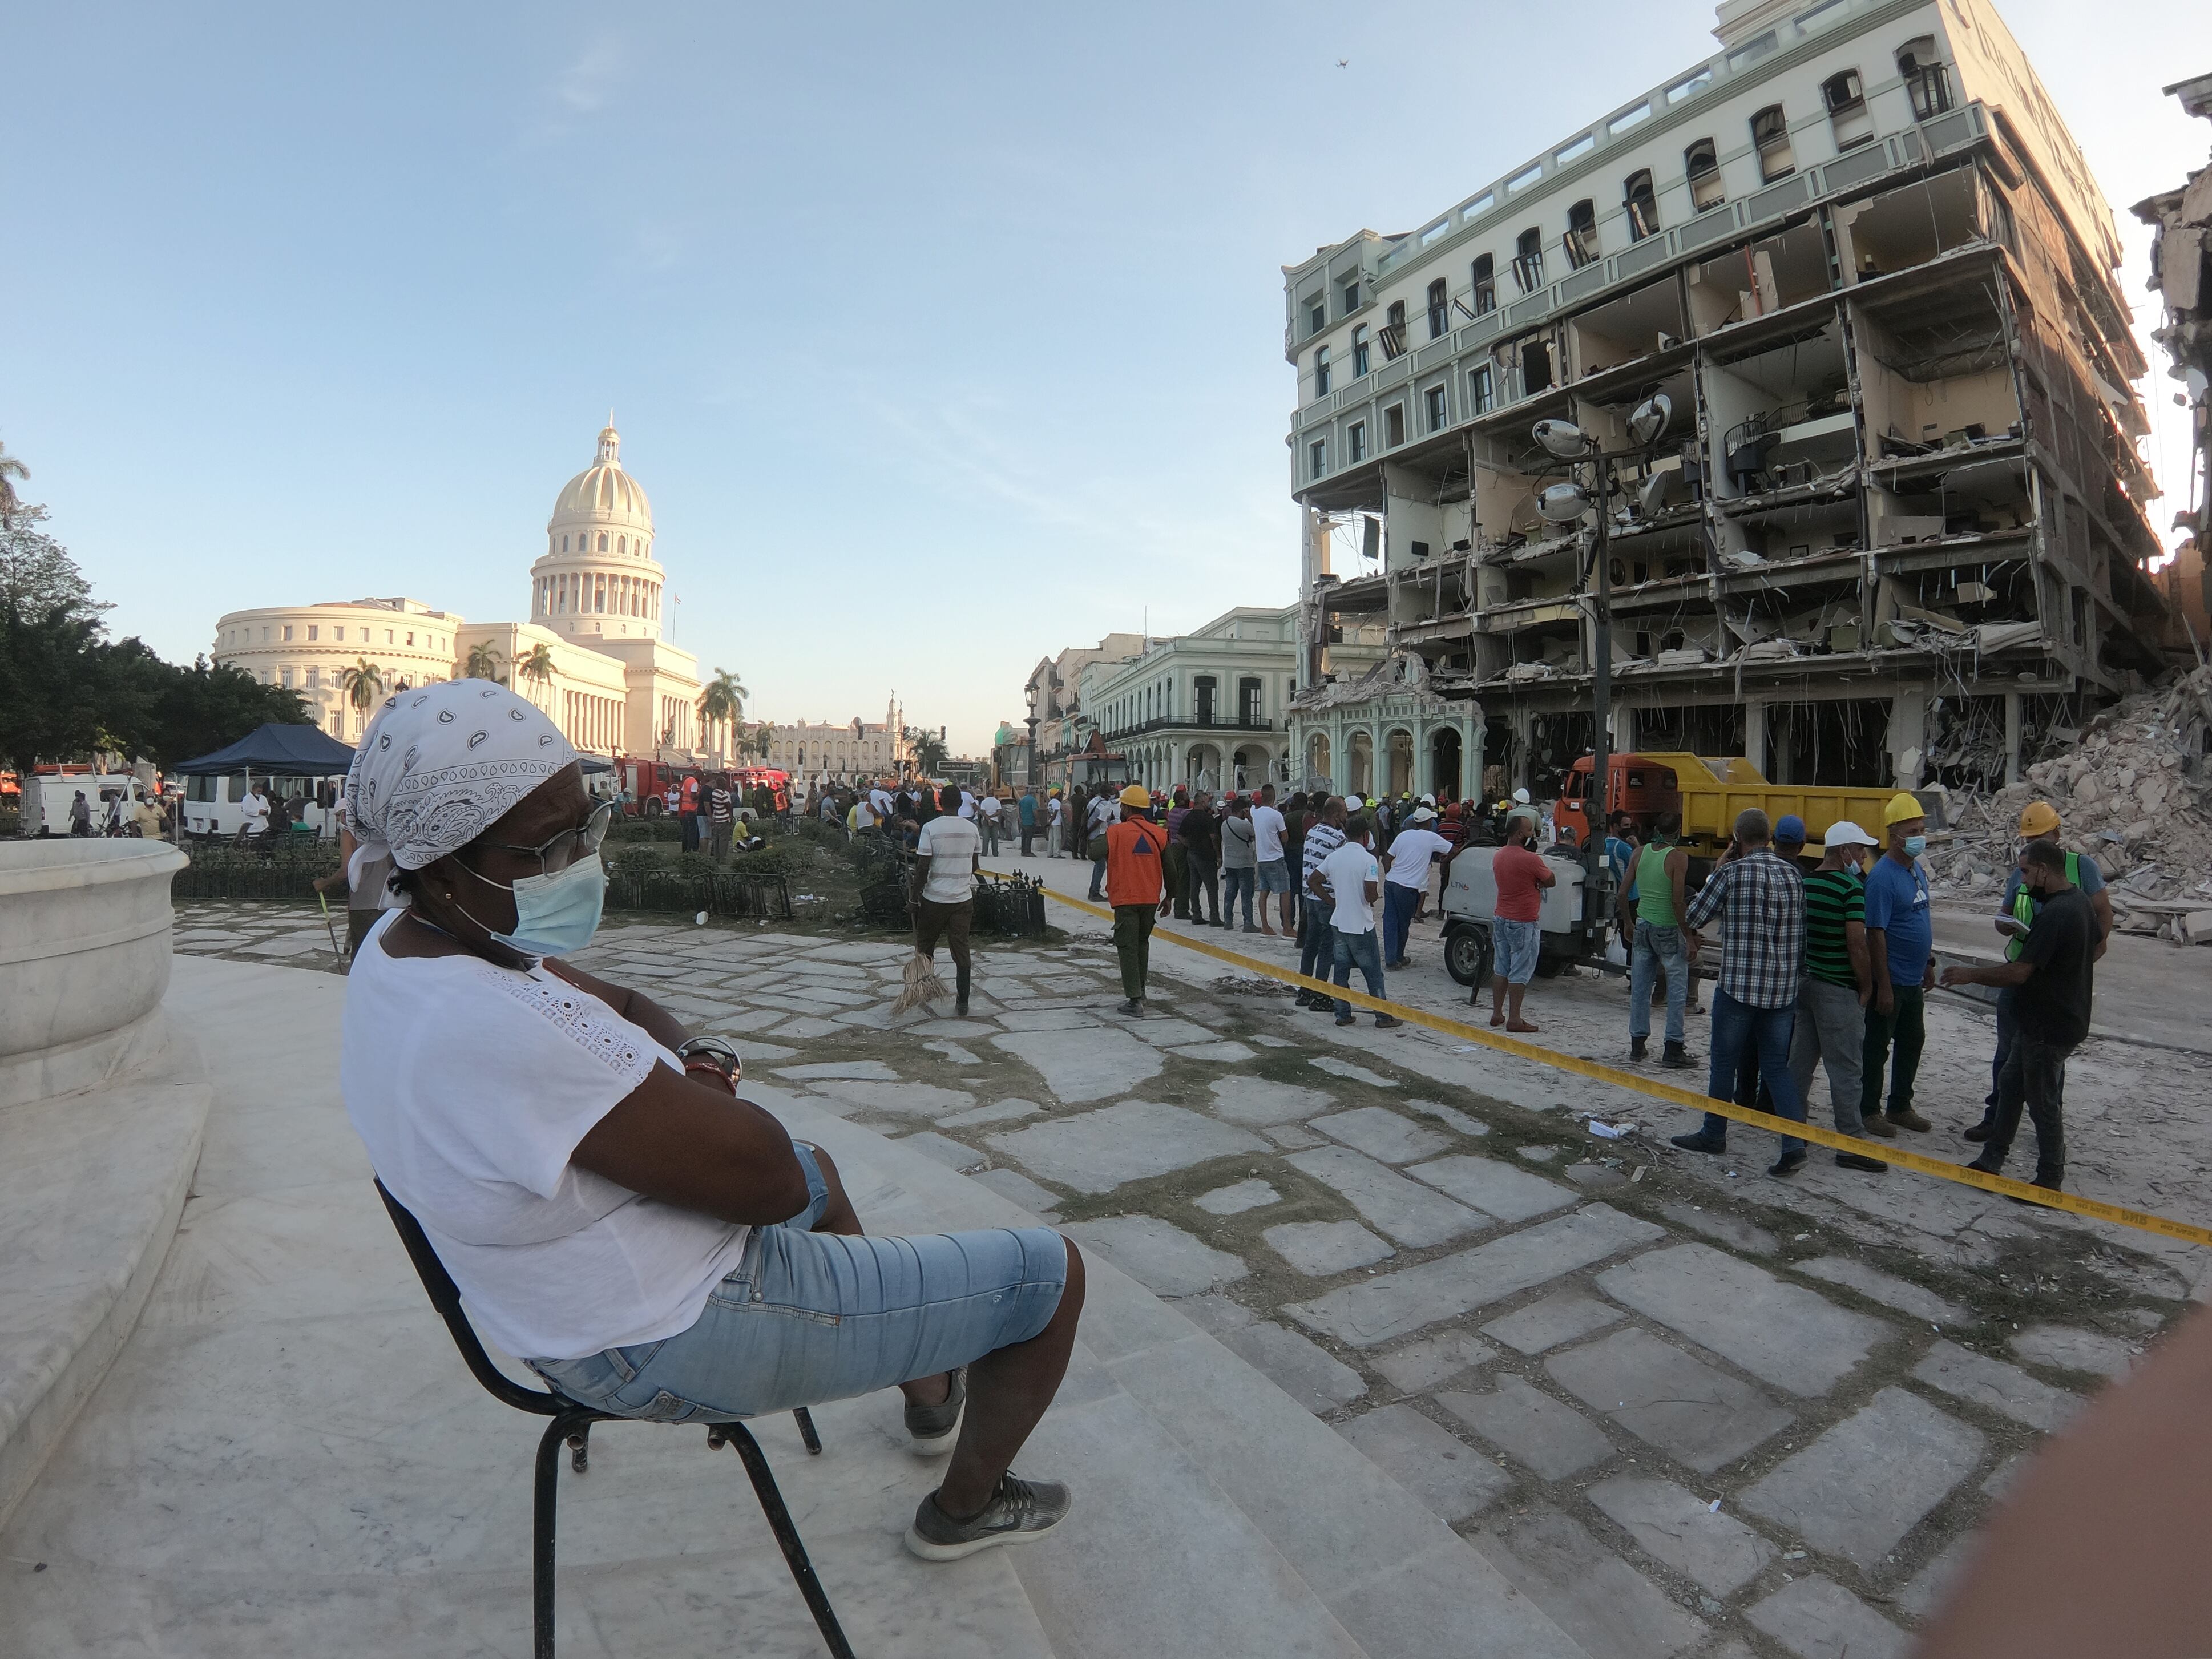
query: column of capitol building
[{"left": 212, "top": 422, "right": 714, "bottom": 762}]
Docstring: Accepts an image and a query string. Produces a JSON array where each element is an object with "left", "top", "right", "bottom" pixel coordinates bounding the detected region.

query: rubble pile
[{"left": 1926, "top": 665, "right": 2212, "bottom": 945}]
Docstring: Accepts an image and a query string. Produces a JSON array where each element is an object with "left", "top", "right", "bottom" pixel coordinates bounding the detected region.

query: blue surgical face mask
[
  {"left": 1902, "top": 835, "right": 1927, "bottom": 859},
  {"left": 473, "top": 852, "right": 607, "bottom": 957}
]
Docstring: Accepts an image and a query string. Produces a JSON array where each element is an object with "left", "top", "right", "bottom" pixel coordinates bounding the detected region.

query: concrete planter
[{"left": 0, "top": 839, "right": 188, "bottom": 1109}]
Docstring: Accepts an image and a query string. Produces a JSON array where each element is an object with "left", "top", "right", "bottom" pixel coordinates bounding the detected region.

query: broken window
[
  {"left": 1353, "top": 323, "right": 1371, "bottom": 376},
  {"left": 1347, "top": 421, "right": 1367, "bottom": 462},
  {"left": 1624, "top": 170, "right": 1659, "bottom": 240},
  {"left": 1520, "top": 337, "right": 1555, "bottom": 396},
  {"left": 1563, "top": 199, "right": 1600, "bottom": 269},
  {"left": 1750, "top": 105, "right": 1794, "bottom": 183},
  {"left": 1425, "top": 383, "right": 1448, "bottom": 432},
  {"left": 1897, "top": 37, "right": 1951, "bottom": 120},
  {"left": 1470, "top": 253, "right": 1496, "bottom": 315},
  {"left": 1384, "top": 403, "right": 1407, "bottom": 447},
  {"left": 1314, "top": 345, "right": 1331, "bottom": 398},
  {"left": 1822, "top": 70, "right": 1874, "bottom": 149},
  {"left": 1686, "top": 138, "right": 1725, "bottom": 212},
  {"left": 1512, "top": 227, "right": 1545, "bottom": 293},
  {"left": 1468, "top": 362, "right": 1495, "bottom": 414},
  {"left": 1427, "top": 278, "right": 1448, "bottom": 339},
  {"left": 1381, "top": 300, "right": 1408, "bottom": 358}
]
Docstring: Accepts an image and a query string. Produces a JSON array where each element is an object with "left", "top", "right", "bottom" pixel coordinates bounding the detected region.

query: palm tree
[
  {"left": 696, "top": 667, "right": 748, "bottom": 756},
  {"left": 463, "top": 639, "right": 507, "bottom": 683},
  {"left": 516, "top": 643, "right": 556, "bottom": 707},
  {"left": 741, "top": 720, "right": 772, "bottom": 760},
  {"left": 905, "top": 725, "right": 950, "bottom": 778},
  {"left": 338, "top": 660, "right": 385, "bottom": 738},
  {"left": 0, "top": 440, "right": 27, "bottom": 529}
]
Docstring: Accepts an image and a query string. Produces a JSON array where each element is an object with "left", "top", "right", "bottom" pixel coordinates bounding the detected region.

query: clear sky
[{"left": 5, "top": 1, "right": 2201, "bottom": 754}]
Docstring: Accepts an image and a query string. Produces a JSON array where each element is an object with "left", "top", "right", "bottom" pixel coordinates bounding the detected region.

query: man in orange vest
[
  {"left": 1105, "top": 784, "right": 1173, "bottom": 1016},
  {"left": 679, "top": 771, "right": 702, "bottom": 853}
]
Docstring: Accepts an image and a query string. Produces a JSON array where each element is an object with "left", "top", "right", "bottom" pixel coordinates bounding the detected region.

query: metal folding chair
[{"left": 373, "top": 1180, "right": 855, "bottom": 1658}]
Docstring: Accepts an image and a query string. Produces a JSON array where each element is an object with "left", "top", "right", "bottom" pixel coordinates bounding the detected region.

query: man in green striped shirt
[{"left": 1788, "top": 818, "right": 1887, "bottom": 1172}]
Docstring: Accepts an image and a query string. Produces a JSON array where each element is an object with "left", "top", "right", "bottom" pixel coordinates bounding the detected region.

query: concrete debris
[{"left": 1925, "top": 666, "right": 2212, "bottom": 942}]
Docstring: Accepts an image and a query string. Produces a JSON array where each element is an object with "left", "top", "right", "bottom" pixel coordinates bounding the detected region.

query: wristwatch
[{"left": 676, "top": 1035, "right": 742, "bottom": 1085}]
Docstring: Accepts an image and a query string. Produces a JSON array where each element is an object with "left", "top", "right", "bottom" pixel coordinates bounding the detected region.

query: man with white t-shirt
[
  {"left": 1250, "top": 784, "right": 1291, "bottom": 936},
  {"left": 239, "top": 780, "right": 271, "bottom": 843},
  {"left": 1044, "top": 792, "right": 1065, "bottom": 857},
  {"left": 1309, "top": 815, "right": 1404, "bottom": 1030},
  {"left": 1380, "top": 806, "right": 1455, "bottom": 970},
  {"left": 911, "top": 786, "right": 982, "bottom": 1016}
]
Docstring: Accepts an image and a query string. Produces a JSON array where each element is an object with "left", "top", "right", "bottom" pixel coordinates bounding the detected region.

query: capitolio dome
[{"left": 549, "top": 422, "right": 652, "bottom": 537}]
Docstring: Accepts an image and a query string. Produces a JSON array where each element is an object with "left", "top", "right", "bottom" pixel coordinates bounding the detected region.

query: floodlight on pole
[
  {"left": 1537, "top": 481, "right": 1593, "bottom": 523},
  {"left": 1532, "top": 419, "right": 1591, "bottom": 460},
  {"left": 1627, "top": 393, "right": 1673, "bottom": 449}
]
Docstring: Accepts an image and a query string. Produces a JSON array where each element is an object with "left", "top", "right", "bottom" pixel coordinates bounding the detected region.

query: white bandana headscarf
[{"left": 344, "top": 680, "right": 579, "bottom": 874}]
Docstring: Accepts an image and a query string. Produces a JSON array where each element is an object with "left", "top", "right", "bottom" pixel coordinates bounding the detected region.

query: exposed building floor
[{"left": 146, "top": 891, "right": 2212, "bottom": 1658}]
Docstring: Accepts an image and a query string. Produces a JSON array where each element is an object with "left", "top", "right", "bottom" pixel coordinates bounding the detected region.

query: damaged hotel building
[{"left": 1285, "top": 0, "right": 2176, "bottom": 802}]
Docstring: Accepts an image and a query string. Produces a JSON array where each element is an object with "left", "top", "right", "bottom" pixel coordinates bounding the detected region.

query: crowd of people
[{"left": 1654, "top": 794, "right": 2100, "bottom": 1195}]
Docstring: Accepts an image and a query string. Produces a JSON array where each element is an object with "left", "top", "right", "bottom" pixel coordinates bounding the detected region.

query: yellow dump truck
[{"left": 1560, "top": 752, "right": 1916, "bottom": 857}]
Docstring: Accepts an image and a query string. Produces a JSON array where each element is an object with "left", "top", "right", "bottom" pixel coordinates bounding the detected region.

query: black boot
[
  {"left": 1630, "top": 1035, "right": 1649, "bottom": 1062},
  {"left": 1661, "top": 1042, "right": 1694, "bottom": 1069},
  {"left": 955, "top": 963, "right": 972, "bottom": 1018}
]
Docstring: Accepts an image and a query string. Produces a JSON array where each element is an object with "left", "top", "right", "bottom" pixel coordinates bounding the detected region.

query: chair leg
[
  {"left": 792, "top": 1406, "right": 822, "bottom": 1455},
  {"left": 534, "top": 1408, "right": 602, "bottom": 1659},
  {"left": 720, "top": 1422, "right": 856, "bottom": 1659}
]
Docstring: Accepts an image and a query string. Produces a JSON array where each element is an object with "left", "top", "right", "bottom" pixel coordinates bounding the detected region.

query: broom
[{"left": 891, "top": 949, "right": 950, "bottom": 1014}]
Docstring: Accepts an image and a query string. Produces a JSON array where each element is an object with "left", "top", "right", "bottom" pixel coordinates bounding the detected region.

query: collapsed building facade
[
  {"left": 2137, "top": 70, "right": 2212, "bottom": 649},
  {"left": 1285, "top": 0, "right": 2175, "bottom": 802}
]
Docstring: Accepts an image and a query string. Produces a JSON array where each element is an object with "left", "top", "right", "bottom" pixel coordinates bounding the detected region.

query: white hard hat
[
  {"left": 1822, "top": 819, "right": 1879, "bottom": 848},
  {"left": 1419, "top": 793, "right": 1436, "bottom": 806},
  {"left": 1512, "top": 787, "right": 1531, "bottom": 804}
]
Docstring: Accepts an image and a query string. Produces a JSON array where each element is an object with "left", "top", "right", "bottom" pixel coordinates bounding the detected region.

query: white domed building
[{"left": 215, "top": 422, "right": 720, "bottom": 762}]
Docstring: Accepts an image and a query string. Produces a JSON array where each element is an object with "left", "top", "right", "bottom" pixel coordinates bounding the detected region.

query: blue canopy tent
[{"left": 172, "top": 723, "right": 358, "bottom": 776}]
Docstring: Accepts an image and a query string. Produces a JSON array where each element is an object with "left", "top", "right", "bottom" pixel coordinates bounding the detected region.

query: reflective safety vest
[{"left": 2004, "top": 849, "right": 2079, "bottom": 960}]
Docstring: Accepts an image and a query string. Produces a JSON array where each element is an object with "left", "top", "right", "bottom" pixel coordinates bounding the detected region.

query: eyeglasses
[{"left": 479, "top": 798, "right": 617, "bottom": 873}]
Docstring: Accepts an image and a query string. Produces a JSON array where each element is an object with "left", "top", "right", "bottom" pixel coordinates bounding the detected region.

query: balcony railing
[{"left": 1100, "top": 715, "right": 1277, "bottom": 740}]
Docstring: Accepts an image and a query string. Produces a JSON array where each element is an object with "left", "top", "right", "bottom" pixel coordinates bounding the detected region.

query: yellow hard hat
[
  {"left": 2018, "top": 801, "right": 2060, "bottom": 837},
  {"left": 1119, "top": 784, "right": 1151, "bottom": 808},
  {"left": 1881, "top": 791, "right": 1924, "bottom": 826}
]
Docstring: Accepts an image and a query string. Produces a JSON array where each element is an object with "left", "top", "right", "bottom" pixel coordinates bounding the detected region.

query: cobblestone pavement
[{"left": 175, "top": 899, "right": 2200, "bottom": 1659}]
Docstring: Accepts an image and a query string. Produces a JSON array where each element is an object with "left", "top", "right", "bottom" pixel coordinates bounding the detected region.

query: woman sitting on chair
[{"left": 337, "top": 681, "right": 1083, "bottom": 1561}]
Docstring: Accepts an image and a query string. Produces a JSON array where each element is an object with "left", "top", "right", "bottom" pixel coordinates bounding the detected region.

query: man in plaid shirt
[
  {"left": 1294, "top": 796, "right": 1347, "bottom": 1011},
  {"left": 1670, "top": 808, "right": 1813, "bottom": 1175}
]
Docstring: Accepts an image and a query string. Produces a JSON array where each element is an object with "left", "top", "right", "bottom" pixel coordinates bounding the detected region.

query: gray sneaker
[
  {"left": 903, "top": 1367, "right": 964, "bottom": 1457},
  {"left": 905, "top": 1473, "right": 1074, "bottom": 1561}
]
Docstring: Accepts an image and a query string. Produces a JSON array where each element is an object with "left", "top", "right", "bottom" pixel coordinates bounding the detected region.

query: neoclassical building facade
[
  {"left": 213, "top": 422, "right": 718, "bottom": 760},
  {"left": 762, "top": 700, "right": 914, "bottom": 782},
  {"left": 1079, "top": 608, "right": 1298, "bottom": 793}
]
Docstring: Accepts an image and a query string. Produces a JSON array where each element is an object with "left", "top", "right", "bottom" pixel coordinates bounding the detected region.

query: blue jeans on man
[
  {"left": 1382, "top": 882, "right": 1421, "bottom": 966},
  {"left": 1627, "top": 922, "right": 1687, "bottom": 1046},
  {"left": 1223, "top": 866, "right": 1257, "bottom": 928},
  {"left": 1698, "top": 989, "right": 1807, "bottom": 1160},
  {"left": 1331, "top": 927, "right": 1385, "bottom": 1019}
]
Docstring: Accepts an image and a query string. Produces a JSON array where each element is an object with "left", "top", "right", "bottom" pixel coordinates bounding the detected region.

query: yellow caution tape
[{"left": 996, "top": 874, "right": 2212, "bottom": 1250}]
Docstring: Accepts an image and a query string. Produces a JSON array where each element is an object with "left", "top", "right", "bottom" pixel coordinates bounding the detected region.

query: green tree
[
  {"left": 0, "top": 441, "right": 30, "bottom": 530},
  {"left": 905, "top": 725, "right": 949, "bottom": 777},
  {"left": 463, "top": 638, "right": 507, "bottom": 683},
  {"left": 339, "top": 659, "right": 386, "bottom": 730},
  {"left": 696, "top": 667, "right": 748, "bottom": 752},
  {"left": 516, "top": 641, "right": 556, "bottom": 703},
  {"left": 741, "top": 720, "right": 772, "bottom": 759},
  {"left": 99, "top": 641, "right": 310, "bottom": 767}
]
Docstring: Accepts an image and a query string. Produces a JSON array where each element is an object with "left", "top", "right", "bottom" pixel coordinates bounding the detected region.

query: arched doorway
[
  {"left": 1431, "top": 726, "right": 1463, "bottom": 801},
  {"left": 1307, "top": 732, "right": 1331, "bottom": 788},
  {"left": 1232, "top": 745, "right": 1266, "bottom": 790},
  {"left": 1386, "top": 728, "right": 1415, "bottom": 797},
  {"left": 1347, "top": 731, "right": 1373, "bottom": 796},
  {"left": 1186, "top": 745, "right": 1220, "bottom": 791}
]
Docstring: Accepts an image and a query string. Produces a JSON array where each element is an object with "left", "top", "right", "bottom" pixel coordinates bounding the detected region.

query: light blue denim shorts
[
  {"left": 1492, "top": 918, "right": 1542, "bottom": 984},
  {"left": 1256, "top": 858, "right": 1291, "bottom": 893},
  {"left": 527, "top": 1145, "right": 1069, "bottom": 1422}
]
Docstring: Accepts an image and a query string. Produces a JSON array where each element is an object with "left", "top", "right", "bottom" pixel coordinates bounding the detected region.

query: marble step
[{"left": 778, "top": 1088, "right": 1596, "bottom": 1659}]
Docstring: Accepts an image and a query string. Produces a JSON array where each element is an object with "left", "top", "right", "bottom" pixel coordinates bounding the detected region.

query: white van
[
  {"left": 19, "top": 771, "right": 135, "bottom": 837},
  {"left": 180, "top": 773, "right": 343, "bottom": 840}
]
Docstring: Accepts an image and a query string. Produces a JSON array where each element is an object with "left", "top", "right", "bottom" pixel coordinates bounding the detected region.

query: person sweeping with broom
[{"left": 899, "top": 784, "right": 981, "bottom": 1016}]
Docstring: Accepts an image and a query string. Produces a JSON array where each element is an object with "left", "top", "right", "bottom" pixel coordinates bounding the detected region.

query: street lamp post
[
  {"left": 1024, "top": 681, "right": 1040, "bottom": 789},
  {"left": 1531, "top": 395, "right": 1673, "bottom": 960}
]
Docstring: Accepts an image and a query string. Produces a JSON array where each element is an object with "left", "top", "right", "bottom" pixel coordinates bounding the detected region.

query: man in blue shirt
[{"left": 1859, "top": 793, "right": 1935, "bottom": 1138}]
